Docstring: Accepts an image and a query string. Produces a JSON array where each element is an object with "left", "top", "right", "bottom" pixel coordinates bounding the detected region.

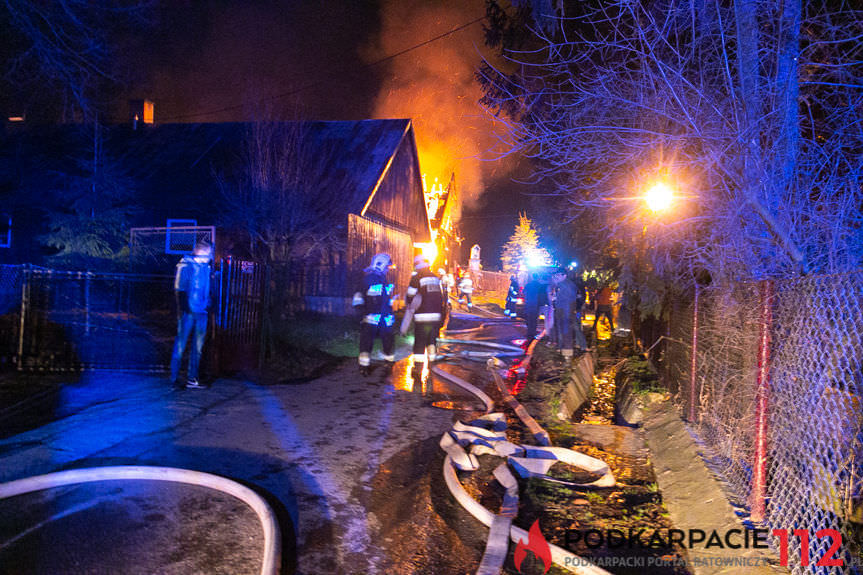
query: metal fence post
[
  {"left": 687, "top": 285, "right": 699, "bottom": 422},
  {"left": 750, "top": 279, "right": 773, "bottom": 522},
  {"left": 84, "top": 271, "right": 91, "bottom": 335},
  {"left": 16, "top": 264, "right": 29, "bottom": 370},
  {"left": 257, "top": 263, "right": 270, "bottom": 379}
]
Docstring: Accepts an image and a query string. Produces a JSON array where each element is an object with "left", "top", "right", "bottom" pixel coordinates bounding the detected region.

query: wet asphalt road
[{"left": 0, "top": 312, "right": 524, "bottom": 574}]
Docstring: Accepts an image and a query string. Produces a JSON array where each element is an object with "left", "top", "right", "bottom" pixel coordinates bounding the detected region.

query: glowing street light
[{"left": 644, "top": 181, "right": 675, "bottom": 212}]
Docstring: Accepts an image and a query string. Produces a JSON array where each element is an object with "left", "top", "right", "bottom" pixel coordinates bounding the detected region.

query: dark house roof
[{"left": 0, "top": 119, "right": 431, "bottom": 262}]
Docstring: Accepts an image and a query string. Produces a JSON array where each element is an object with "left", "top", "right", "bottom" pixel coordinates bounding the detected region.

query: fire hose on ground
[
  {"left": 433, "top": 336, "right": 614, "bottom": 575},
  {"left": 0, "top": 466, "right": 281, "bottom": 575}
]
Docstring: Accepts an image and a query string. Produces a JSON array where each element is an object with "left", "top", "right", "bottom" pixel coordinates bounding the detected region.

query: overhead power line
[{"left": 161, "top": 15, "right": 486, "bottom": 122}]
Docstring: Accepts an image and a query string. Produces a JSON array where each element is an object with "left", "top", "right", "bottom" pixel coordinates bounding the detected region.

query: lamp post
[{"left": 631, "top": 179, "right": 676, "bottom": 349}]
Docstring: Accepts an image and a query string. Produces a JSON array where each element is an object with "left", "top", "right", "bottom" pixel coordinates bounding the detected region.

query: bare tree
[
  {"left": 218, "top": 121, "right": 347, "bottom": 263},
  {"left": 480, "top": 0, "right": 863, "bottom": 292},
  {"left": 1, "top": 0, "right": 152, "bottom": 120}
]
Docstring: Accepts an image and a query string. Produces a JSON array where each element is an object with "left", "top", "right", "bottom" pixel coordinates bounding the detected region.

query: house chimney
[{"left": 129, "top": 99, "right": 154, "bottom": 129}]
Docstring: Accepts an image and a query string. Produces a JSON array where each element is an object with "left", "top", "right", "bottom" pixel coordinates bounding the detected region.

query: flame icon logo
[{"left": 514, "top": 520, "right": 552, "bottom": 573}]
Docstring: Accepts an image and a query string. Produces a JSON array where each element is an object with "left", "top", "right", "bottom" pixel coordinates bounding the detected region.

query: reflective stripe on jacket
[
  {"left": 408, "top": 267, "right": 444, "bottom": 323},
  {"left": 353, "top": 269, "right": 395, "bottom": 327}
]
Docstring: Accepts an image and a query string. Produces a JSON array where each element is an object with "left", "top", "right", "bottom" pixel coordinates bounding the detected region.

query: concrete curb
[
  {"left": 0, "top": 465, "right": 282, "bottom": 575},
  {"left": 556, "top": 351, "right": 596, "bottom": 420},
  {"left": 643, "top": 404, "right": 785, "bottom": 575}
]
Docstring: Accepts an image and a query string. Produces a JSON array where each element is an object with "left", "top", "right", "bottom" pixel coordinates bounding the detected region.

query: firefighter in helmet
[
  {"left": 401, "top": 254, "right": 445, "bottom": 371},
  {"left": 352, "top": 253, "right": 396, "bottom": 375}
]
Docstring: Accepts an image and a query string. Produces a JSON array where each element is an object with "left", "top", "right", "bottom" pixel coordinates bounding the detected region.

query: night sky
[
  {"left": 128, "top": 0, "right": 535, "bottom": 266},
  {"left": 0, "top": 0, "right": 540, "bottom": 266},
  {"left": 132, "top": 0, "right": 530, "bottom": 267}
]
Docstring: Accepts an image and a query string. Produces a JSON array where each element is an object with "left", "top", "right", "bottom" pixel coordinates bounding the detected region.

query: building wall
[
  {"left": 347, "top": 213, "right": 413, "bottom": 299},
  {"left": 363, "top": 131, "right": 430, "bottom": 242}
]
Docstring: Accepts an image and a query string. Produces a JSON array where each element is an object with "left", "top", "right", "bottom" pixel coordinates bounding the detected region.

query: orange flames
[{"left": 514, "top": 520, "right": 552, "bottom": 574}]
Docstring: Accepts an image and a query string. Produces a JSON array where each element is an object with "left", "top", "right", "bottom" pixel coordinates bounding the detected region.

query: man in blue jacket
[
  {"left": 523, "top": 272, "right": 546, "bottom": 342},
  {"left": 170, "top": 241, "right": 213, "bottom": 389}
]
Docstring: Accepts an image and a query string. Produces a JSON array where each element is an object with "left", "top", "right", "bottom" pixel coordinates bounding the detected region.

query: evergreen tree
[
  {"left": 500, "top": 213, "right": 550, "bottom": 272},
  {"left": 41, "top": 123, "right": 138, "bottom": 266}
]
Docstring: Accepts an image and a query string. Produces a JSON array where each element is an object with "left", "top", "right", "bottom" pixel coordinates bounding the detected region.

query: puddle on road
[
  {"left": 363, "top": 436, "right": 486, "bottom": 574},
  {"left": 388, "top": 357, "right": 491, "bottom": 413}
]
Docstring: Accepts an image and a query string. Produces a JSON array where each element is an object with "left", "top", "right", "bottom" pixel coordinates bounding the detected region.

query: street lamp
[
  {"left": 644, "top": 181, "right": 675, "bottom": 212},
  {"left": 627, "top": 178, "right": 676, "bottom": 348}
]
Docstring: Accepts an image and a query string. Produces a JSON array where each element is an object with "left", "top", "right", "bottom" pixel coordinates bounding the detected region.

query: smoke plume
[{"left": 366, "top": 0, "right": 506, "bottom": 211}]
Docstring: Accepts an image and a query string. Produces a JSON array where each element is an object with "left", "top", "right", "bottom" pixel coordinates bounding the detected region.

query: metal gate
[
  {"left": 0, "top": 265, "right": 22, "bottom": 369},
  {"left": 16, "top": 268, "right": 176, "bottom": 371},
  {"left": 215, "top": 258, "right": 265, "bottom": 376},
  {"left": 6, "top": 260, "right": 264, "bottom": 375}
]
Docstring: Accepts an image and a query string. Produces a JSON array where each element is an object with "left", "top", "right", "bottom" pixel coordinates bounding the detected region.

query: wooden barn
[
  {"left": 288, "top": 119, "right": 431, "bottom": 312},
  {"left": 0, "top": 118, "right": 431, "bottom": 312}
]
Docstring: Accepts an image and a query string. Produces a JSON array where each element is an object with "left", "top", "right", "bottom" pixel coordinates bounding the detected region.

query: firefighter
[
  {"left": 439, "top": 267, "right": 453, "bottom": 298},
  {"left": 438, "top": 267, "right": 453, "bottom": 328},
  {"left": 458, "top": 272, "right": 474, "bottom": 310},
  {"left": 401, "top": 254, "right": 445, "bottom": 369},
  {"left": 505, "top": 274, "right": 519, "bottom": 317},
  {"left": 352, "top": 253, "right": 396, "bottom": 375}
]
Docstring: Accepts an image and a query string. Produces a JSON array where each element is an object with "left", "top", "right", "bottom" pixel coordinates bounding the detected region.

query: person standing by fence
[
  {"left": 352, "top": 253, "right": 396, "bottom": 376},
  {"left": 170, "top": 241, "right": 214, "bottom": 389}
]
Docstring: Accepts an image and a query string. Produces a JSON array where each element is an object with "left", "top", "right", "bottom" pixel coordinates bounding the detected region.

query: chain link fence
[{"left": 662, "top": 270, "right": 863, "bottom": 575}]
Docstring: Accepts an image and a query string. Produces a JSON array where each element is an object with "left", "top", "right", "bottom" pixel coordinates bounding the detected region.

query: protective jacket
[
  {"left": 353, "top": 269, "right": 395, "bottom": 328},
  {"left": 459, "top": 277, "right": 473, "bottom": 295},
  {"left": 175, "top": 256, "right": 212, "bottom": 314},
  {"left": 406, "top": 267, "right": 444, "bottom": 323},
  {"left": 507, "top": 278, "right": 519, "bottom": 302}
]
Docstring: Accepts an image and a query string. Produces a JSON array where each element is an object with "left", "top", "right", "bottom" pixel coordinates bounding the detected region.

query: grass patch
[
  {"left": 617, "top": 355, "right": 664, "bottom": 394},
  {"left": 262, "top": 311, "right": 412, "bottom": 383}
]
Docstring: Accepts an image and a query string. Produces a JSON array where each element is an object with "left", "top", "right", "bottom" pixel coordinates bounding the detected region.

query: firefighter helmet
[
  {"left": 414, "top": 254, "right": 430, "bottom": 268},
  {"left": 370, "top": 253, "right": 392, "bottom": 272}
]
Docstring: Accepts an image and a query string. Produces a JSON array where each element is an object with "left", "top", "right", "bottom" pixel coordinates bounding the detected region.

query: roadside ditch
[{"left": 459, "top": 336, "right": 694, "bottom": 575}]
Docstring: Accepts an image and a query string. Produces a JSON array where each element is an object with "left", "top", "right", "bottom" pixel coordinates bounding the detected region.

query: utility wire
[{"left": 161, "top": 15, "right": 486, "bottom": 122}]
